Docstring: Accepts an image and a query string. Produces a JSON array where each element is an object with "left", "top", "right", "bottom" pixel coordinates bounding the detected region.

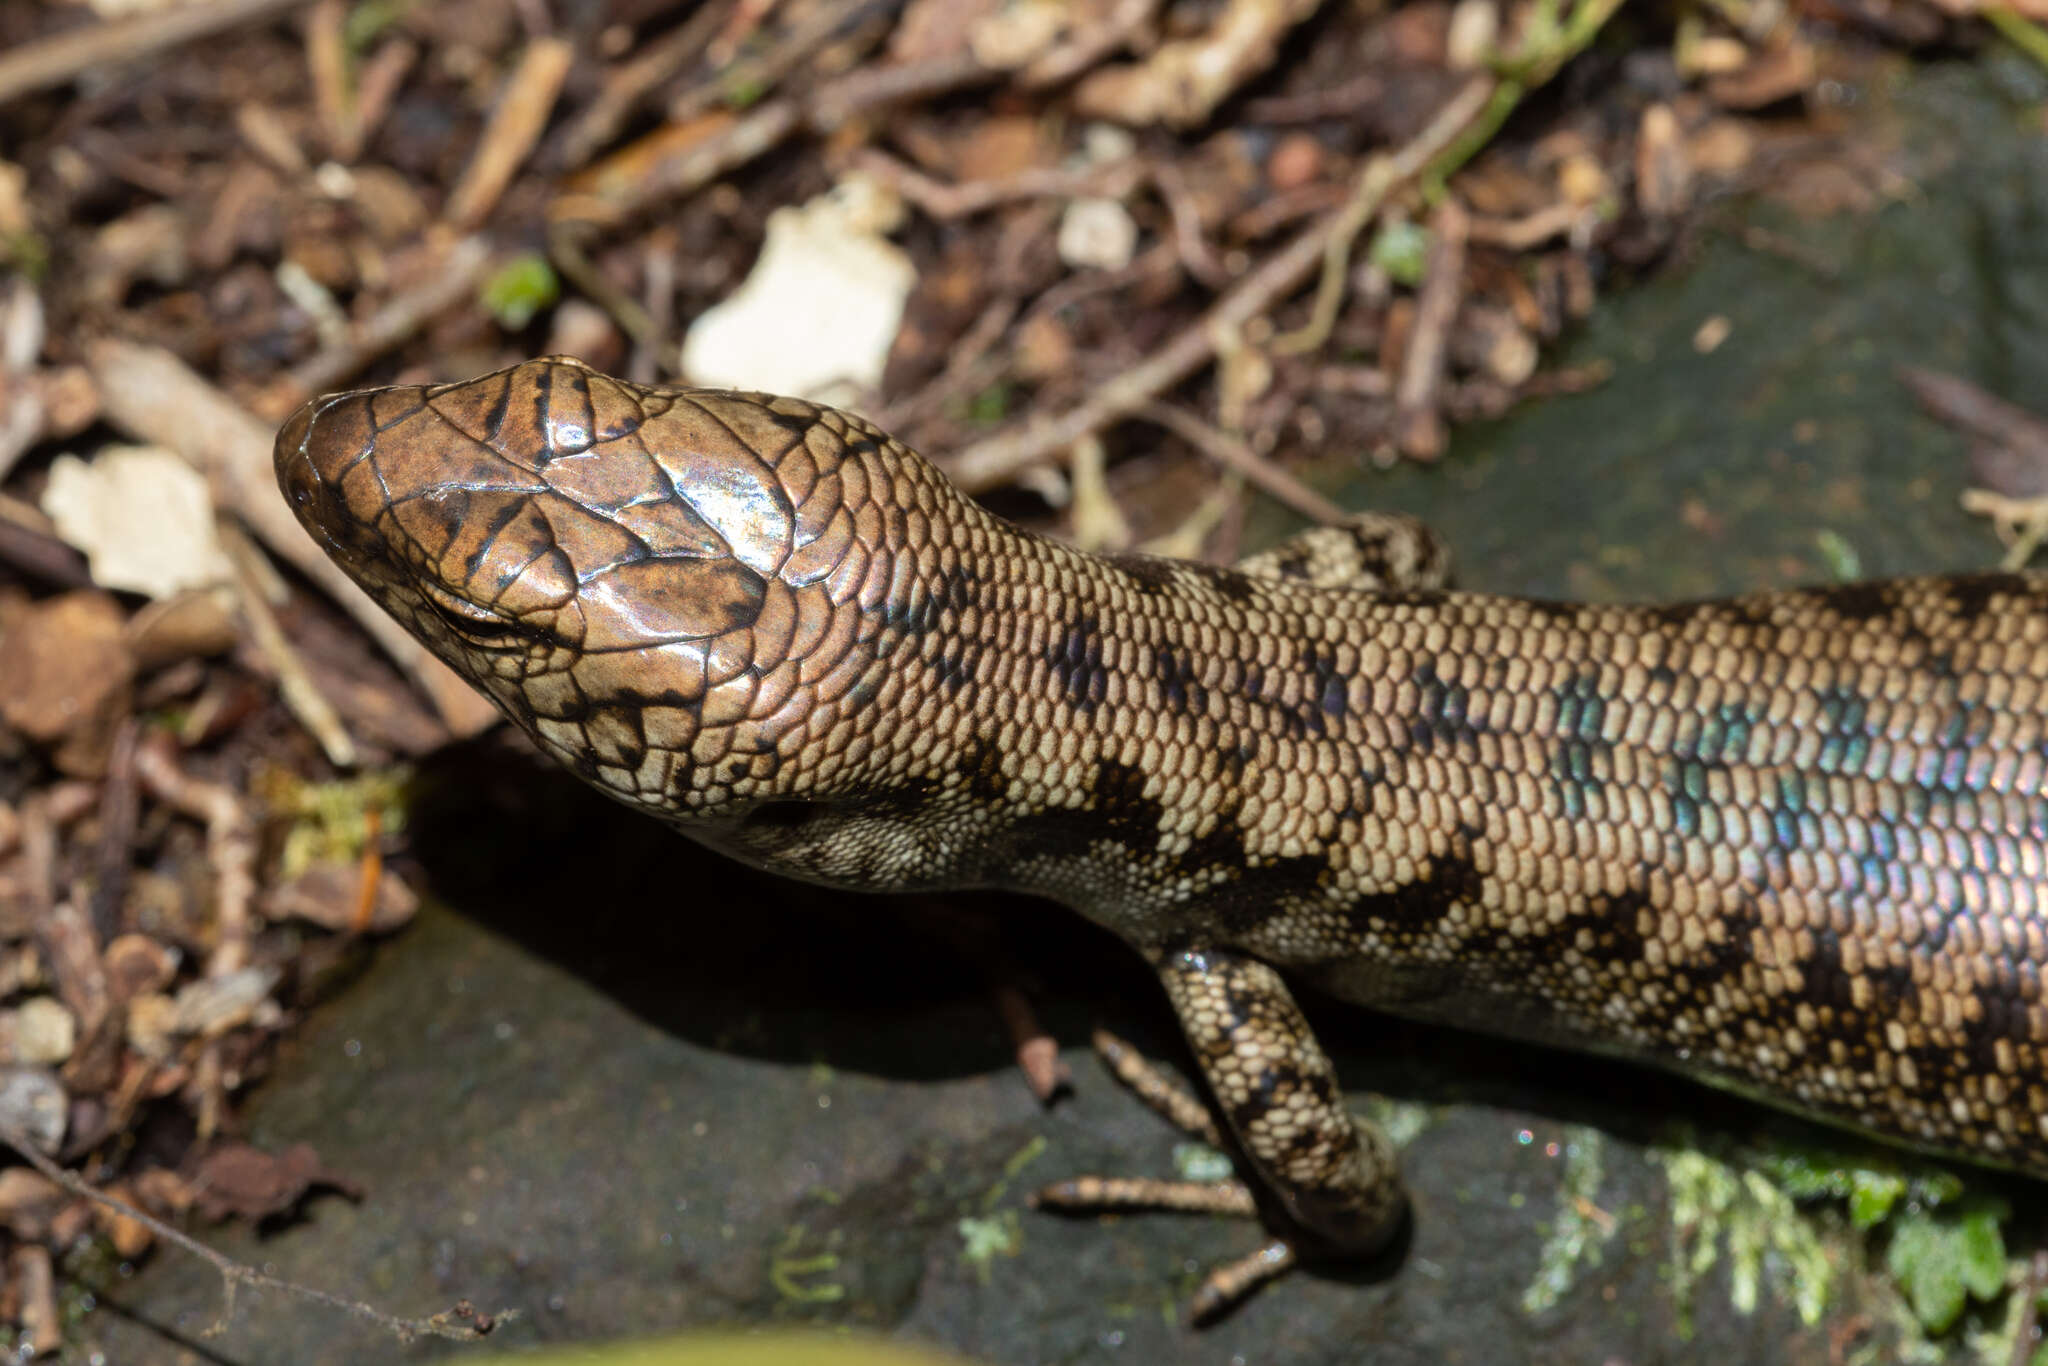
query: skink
[{"left": 274, "top": 355, "right": 2048, "bottom": 1306}]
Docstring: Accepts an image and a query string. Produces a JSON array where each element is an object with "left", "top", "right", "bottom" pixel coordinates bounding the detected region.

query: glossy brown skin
[{"left": 278, "top": 355, "right": 2048, "bottom": 1263}]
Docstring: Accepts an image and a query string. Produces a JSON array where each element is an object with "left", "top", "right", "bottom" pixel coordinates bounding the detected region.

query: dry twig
[
  {"left": 82, "top": 338, "right": 497, "bottom": 735},
  {"left": 0, "top": 1119, "right": 509, "bottom": 1344},
  {"left": 274, "top": 235, "right": 496, "bottom": 407},
  {"left": 445, "top": 38, "right": 576, "bottom": 230},
  {"left": 1017, "top": 0, "right": 1163, "bottom": 88},
  {"left": 133, "top": 735, "right": 258, "bottom": 1138},
  {"left": 1134, "top": 402, "right": 1349, "bottom": 525},
  {"left": 854, "top": 148, "right": 1144, "bottom": 220},
  {"left": 1392, "top": 197, "right": 1470, "bottom": 460},
  {"left": 0, "top": 0, "right": 313, "bottom": 107},
  {"left": 556, "top": 0, "right": 738, "bottom": 169},
  {"left": 222, "top": 527, "right": 358, "bottom": 767},
  {"left": 943, "top": 76, "right": 1494, "bottom": 492}
]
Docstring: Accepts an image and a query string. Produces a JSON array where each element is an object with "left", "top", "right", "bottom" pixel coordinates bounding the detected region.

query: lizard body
[{"left": 275, "top": 356, "right": 2048, "bottom": 1279}]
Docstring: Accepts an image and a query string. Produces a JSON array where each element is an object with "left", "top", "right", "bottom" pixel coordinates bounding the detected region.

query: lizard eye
[{"left": 418, "top": 582, "right": 534, "bottom": 648}]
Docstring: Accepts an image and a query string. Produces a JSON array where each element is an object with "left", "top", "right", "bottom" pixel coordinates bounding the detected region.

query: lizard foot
[{"left": 1026, "top": 1029, "right": 1306, "bottom": 1323}]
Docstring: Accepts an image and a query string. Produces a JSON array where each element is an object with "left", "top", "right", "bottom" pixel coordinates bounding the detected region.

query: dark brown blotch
[
  {"left": 1304, "top": 647, "right": 1350, "bottom": 720},
  {"left": 1342, "top": 851, "right": 1483, "bottom": 937},
  {"left": 1045, "top": 614, "right": 1108, "bottom": 711},
  {"left": 1522, "top": 597, "right": 1580, "bottom": 622},
  {"left": 1155, "top": 647, "right": 1206, "bottom": 715},
  {"left": 1806, "top": 580, "right": 1896, "bottom": 623},
  {"left": 1108, "top": 553, "right": 1180, "bottom": 596},
  {"left": 1273, "top": 545, "right": 1315, "bottom": 580},
  {"left": 1088, "top": 758, "right": 1168, "bottom": 851},
  {"left": 1188, "top": 562, "right": 1259, "bottom": 604},
  {"left": 1377, "top": 588, "right": 1448, "bottom": 610},
  {"left": 1537, "top": 886, "right": 1653, "bottom": 968},
  {"left": 1945, "top": 572, "right": 2031, "bottom": 622},
  {"left": 957, "top": 736, "right": 1008, "bottom": 803},
  {"left": 860, "top": 773, "right": 941, "bottom": 819},
  {"left": 1177, "top": 813, "right": 1329, "bottom": 933},
  {"left": 1649, "top": 601, "right": 1704, "bottom": 628}
]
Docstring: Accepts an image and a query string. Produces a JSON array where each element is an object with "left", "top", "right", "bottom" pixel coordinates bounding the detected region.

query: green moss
[
  {"left": 769, "top": 1227, "right": 847, "bottom": 1305},
  {"left": 1171, "top": 1142, "right": 1234, "bottom": 1184},
  {"left": 1661, "top": 1131, "right": 2037, "bottom": 1349},
  {"left": 1813, "top": 528, "right": 1863, "bottom": 580},
  {"left": 1368, "top": 221, "right": 1431, "bottom": 288},
  {"left": 1655, "top": 1144, "right": 1834, "bottom": 1333},
  {"left": 962, "top": 382, "right": 1012, "bottom": 426},
  {"left": 1521, "top": 1127, "right": 1619, "bottom": 1314},
  {"left": 1884, "top": 1199, "right": 2008, "bottom": 1334},
  {"left": 1, "top": 231, "right": 49, "bottom": 281},
  {"left": 1365, "top": 1096, "right": 1434, "bottom": 1149},
  {"left": 264, "top": 766, "right": 412, "bottom": 879},
  {"left": 956, "top": 1211, "right": 1022, "bottom": 1284},
  {"left": 481, "top": 253, "right": 560, "bottom": 330},
  {"left": 342, "top": 0, "right": 407, "bottom": 52},
  {"left": 974, "top": 1134, "right": 1046, "bottom": 1212},
  {"left": 724, "top": 74, "right": 769, "bottom": 108}
]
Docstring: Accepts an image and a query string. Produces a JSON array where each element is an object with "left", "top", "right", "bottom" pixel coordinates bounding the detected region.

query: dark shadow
[
  {"left": 397, "top": 732, "right": 2008, "bottom": 1210},
  {"left": 403, "top": 731, "right": 1158, "bottom": 1083}
]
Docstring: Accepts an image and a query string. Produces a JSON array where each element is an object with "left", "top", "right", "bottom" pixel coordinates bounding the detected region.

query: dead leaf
[
  {"left": 1926, "top": 0, "right": 2048, "bottom": 16},
  {"left": 187, "top": 1141, "right": 362, "bottom": 1223},
  {"left": 1074, "top": 0, "right": 1325, "bottom": 127},
  {"left": 680, "top": 175, "right": 916, "bottom": 407},
  {"left": 262, "top": 861, "right": 419, "bottom": 934},
  {"left": 1899, "top": 364, "right": 2048, "bottom": 497},
  {"left": 127, "top": 590, "right": 239, "bottom": 671},
  {"left": 43, "top": 445, "right": 234, "bottom": 599},
  {"left": 171, "top": 965, "right": 281, "bottom": 1040},
  {"left": 0, "top": 1169, "right": 62, "bottom": 1239},
  {"left": 103, "top": 935, "right": 181, "bottom": 1006},
  {"left": 94, "top": 1180, "right": 155, "bottom": 1258},
  {"left": 0, "top": 590, "right": 136, "bottom": 775},
  {"left": 0, "top": 1068, "right": 66, "bottom": 1155}
]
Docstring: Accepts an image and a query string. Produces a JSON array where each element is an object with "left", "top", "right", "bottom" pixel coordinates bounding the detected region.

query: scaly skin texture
[{"left": 277, "top": 355, "right": 2048, "bottom": 1266}]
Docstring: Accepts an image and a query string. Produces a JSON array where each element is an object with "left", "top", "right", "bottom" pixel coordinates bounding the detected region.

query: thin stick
[
  {"left": 555, "top": 0, "right": 737, "bottom": 169},
  {"left": 1151, "top": 162, "right": 1231, "bottom": 289},
  {"left": 1268, "top": 78, "right": 1493, "bottom": 358},
  {"left": 133, "top": 732, "right": 262, "bottom": 1139},
  {"left": 445, "top": 37, "right": 576, "bottom": 230},
  {"left": 0, "top": 1119, "right": 508, "bottom": 1343},
  {"left": 0, "top": 0, "right": 312, "bottom": 107},
  {"left": 338, "top": 37, "right": 419, "bottom": 163},
  {"left": 276, "top": 234, "right": 495, "bottom": 405},
  {"left": 1018, "top": 0, "right": 1162, "bottom": 87},
  {"left": 304, "top": 0, "right": 351, "bottom": 161},
  {"left": 1134, "top": 401, "right": 1349, "bottom": 525},
  {"left": 854, "top": 147, "right": 1143, "bottom": 220},
  {"left": 871, "top": 295, "right": 1018, "bottom": 431},
  {"left": 1986, "top": 5, "right": 2048, "bottom": 71},
  {"left": 667, "top": 0, "right": 889, "bottom": 127},
  {"left": 82, "top": 338, "right": 498, "bottom": 735},
  {"left": 222, "top": 526, "right": 359, "bottom": 767},
  {"left": 942, "top": 76, "right": 1494, "bottom": 494},
  {"left": 1391, "top": 197, "right": 1469, "bottom": 460},
  {"left": 552, "top": 15, "right": 961, "bottom": 230},
  {"left": 1272, "top": 0, "right": 1626, "bottom": 359}
]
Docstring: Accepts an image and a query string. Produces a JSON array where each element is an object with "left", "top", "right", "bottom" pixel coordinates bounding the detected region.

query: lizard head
[{"left": 275, "top": 355, "right": 965, "bottom": 820}]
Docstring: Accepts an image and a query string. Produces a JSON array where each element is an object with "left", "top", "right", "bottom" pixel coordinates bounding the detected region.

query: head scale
[{"left": 275, "top": 356, "right": 963, "bottom": 819}]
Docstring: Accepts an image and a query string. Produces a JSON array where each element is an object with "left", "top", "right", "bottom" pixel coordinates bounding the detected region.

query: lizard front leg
[
  {"left": 1036, "top": 945, "right": 1404, "bottom": 1319},
  {"left": 1155, "top": 946, "right": 1404, "bottom": 1254}
]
